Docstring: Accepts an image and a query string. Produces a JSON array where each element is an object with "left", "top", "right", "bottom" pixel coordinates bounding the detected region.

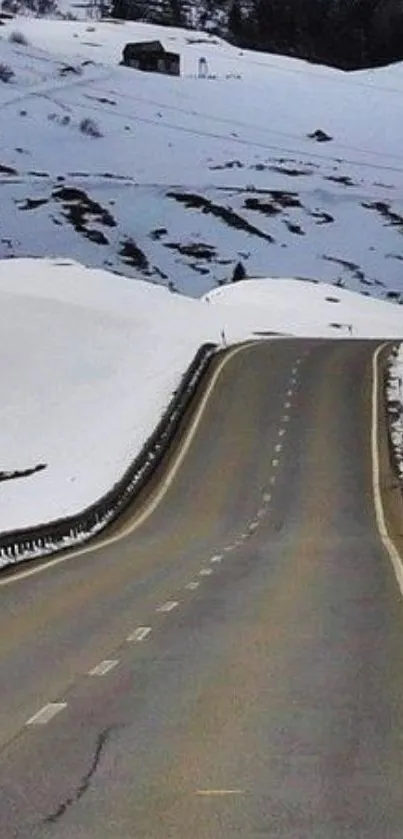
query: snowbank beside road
[
  {"left": 387, "top": 347, "right": 403, "bottom": 479},
  {"left": 1, "top": 257, "right": 403, "bottom": 535},
  {"left": 0, "top": 258, "right": 220, "bottom": 531}
]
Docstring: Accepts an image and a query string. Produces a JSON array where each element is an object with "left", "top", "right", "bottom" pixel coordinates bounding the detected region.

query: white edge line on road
[
  {"left": 89, "top": 659, "right": 119, "bottom": 676},
  {"left": 372, "top": 344, "right": 403, "bottom": 598},
  {"left": 127, "top": 626, "right": 152, "bottom": 642},
  {"left": 0, "top": 343, "right": 252, "bottom": 588},
  {"left": 26, "top": 702, "right": 67, "bottom": 725}
]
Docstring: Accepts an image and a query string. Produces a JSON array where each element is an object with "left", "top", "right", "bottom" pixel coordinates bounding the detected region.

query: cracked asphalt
[{"left": 1, "top": 339, "right": 403, "bottom": 838}]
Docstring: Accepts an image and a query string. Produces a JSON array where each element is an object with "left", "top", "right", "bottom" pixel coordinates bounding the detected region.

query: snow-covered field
[
  {"left": 0, "top": 18, "right": 403, "bottom": 298},
  {"left": 1, "top": 256, "right": 403, "bottom": 536},
  {"left": 1, "top": 17, "right": 403, "bottom": 542}
]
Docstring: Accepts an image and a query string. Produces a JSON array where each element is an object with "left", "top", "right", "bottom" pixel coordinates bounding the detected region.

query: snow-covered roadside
[
  {"left": 2, "top": 257, "right": 403, "bottom": 545},
  {"left": 387, "top": 346, "right": 403, "bottom": 478},
  {"left": 0, "top": 258, "right": 223, "bottom": 533}
]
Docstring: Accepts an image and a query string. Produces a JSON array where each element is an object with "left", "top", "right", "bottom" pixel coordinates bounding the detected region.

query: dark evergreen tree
[{"left": 231, "top": 260, "right": 247, "bottom": 282}]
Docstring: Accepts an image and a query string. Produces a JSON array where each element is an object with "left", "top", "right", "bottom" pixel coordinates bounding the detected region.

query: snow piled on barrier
[{"left": 387, "top": 346, "right": 403, "bottom": 478}]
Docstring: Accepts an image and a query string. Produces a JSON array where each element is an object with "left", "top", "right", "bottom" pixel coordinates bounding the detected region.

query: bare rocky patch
[
  {"left": 363, "top": 201, "right": 403, "bottom": 234},
  {"left": 325, "top": 174, "right": 357, "bottom": 187},
  {"left": 0, "top": 463, "right": 46, "bottom": 483},
  {"left": 308, "top": 129, "right": 333, "bottom": 143},
  {"left": 164, "top": 242, "right": 217, "bottom": 260},
  {"left": 322, "top": 254, "right": 368, "bottom": 285},
  {"left": 167, "top": 192, "right": 274, "bottom": 243},
  {"left": 17, "top": 197, "right": 49, "bottom": 211},
  {"left": 0, "top": 163, "right": 17, "bottom": 176},
  {"left": 209, "top": 160, "right": 244, "bottom": 170},
  {"left": 51, "top": 186, "right": 116, "bottom": 244},
  {"left": 307, "top": 209, "right": 334, "bottom": 225},
  {"left": 119, "top": 237, "right": 150, "bottom": 272}
]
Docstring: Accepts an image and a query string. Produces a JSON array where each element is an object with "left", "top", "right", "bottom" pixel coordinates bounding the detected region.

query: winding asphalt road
[{"left": 1, "top": 339, "right": 403, "bottom": 838}]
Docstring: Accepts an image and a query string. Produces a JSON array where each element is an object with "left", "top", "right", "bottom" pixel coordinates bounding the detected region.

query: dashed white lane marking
[
  {"left": 185, "top": 581, "right": 200, "bottom": 590},
  {"left": 89, "top": 659, "right": 119, "bottom": 677},
  {"left": 257, "top": 508, "right": 265, "bottom": 518},
  {"left": 249, "top": 522, "right": 258, "bottom": 531},
  {"left": 196, "top": 789, "right": 245, "bottom": 796},
  {"left": 278, "top": 428, "right": 286, "bottom": 437},
  {"left": 269, "top": 475, "right": 276, "bottom": 485},
  {"left": 295, "top": 358, "right": 301, "bottom": 365},
  {"left": 127, "top": 626, "right": 152, "bottom": 642},
  {"left": 275, "top": 443, "right": 282, "bottom": 453},
  {"left": 284, "top": 401, "right": 291, "bottom": 408},
  {"left": 26, "top": 703, "right": 67, "bottom": 726},
  {"left": 157, "top": 600, "right": 179, "bottom": 613},
  {"left": 263, "top": 492, "right": 271, "bottom": 502},
  {"left": 210, "top": 554, "right": 223, "bottom": 563},
  {"left": 282, "top": 415, "right": 290, "bottom": 423},
  {"left": 287, "top": 388, "right": 293, "bottom": 396},
  {"left": 272, "top": 458, "right": 279, "bottom": 467},
  {"left": 199, "top": 568, "right": 214, "bottom": 576}
]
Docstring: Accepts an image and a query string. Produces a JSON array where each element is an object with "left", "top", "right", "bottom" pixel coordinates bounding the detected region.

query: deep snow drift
[
  {"left": 0, "top": 18, "right": 403, "bottom": 298},
  {"left": 0, "top": 256, "right": 402, "bottom": 537}
]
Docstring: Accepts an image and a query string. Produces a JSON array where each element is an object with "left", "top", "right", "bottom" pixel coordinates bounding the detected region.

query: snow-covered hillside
[
  {"left": 1, "top": 18, "right": 403, "bottom": 299},
  {"left": 0, "top": 256, "right": 402, "bottom": 538}
]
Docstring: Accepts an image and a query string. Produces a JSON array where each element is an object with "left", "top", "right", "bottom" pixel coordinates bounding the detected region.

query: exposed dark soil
[
  {"left": 244, "top": 191, "right": 302, "bottom": 218},
  {"left": 150, "top": 228, "right": 168, "bottom": 241},
  {"left": 0, "top": 163, "right": 17, "bottom": 175},
  {"left": 308, "top": 129, "right": 333, "bottom": 143},
  {"left": 167, "top": 192, "right": 274, "bottom": 243},
  {"left": 325, "top": 175, "right": 357, "bottom": 187},
  {"left": 0, "top": 463, "right": 46, "bottom": 483},
  {"left": 322, "top": 254, "right": 367, "bottom": 284},
  {"left": 17, "top": 197, "right": 49, "bottom": 211},
  {"left": 363, "top": 201, "right": 403, "bottom": 234},
  {"left": 270, "top": 165, "right": 312, "bottom": 177},
  {"left": 51, "top": 187, "right": 116, "bottom": 243},
  {"left": 284, "top": 220, "right": 305, "bottom": 235},
  {"left": 209, "top": 160, "right": 244, "bottom": 170},
  {"left": 164, "top": 242, "right": 216, "bottom": 260},
  {"left": 308, "top": 210, "right": 334, "bottom": 225},
  {"left": 119, "top": 237, "right": 149, "bottom": 271}
]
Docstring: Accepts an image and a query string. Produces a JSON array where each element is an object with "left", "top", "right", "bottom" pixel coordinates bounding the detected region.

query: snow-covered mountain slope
[
  {"left": 1, "top": 18, "right": 403, "bottom": 299},
  {"left": 0, "top": 256, "right": 402, "bottom": 535}
]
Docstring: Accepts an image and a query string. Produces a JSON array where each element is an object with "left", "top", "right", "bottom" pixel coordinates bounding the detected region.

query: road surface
[{"left": 1, "top": 339, "right": 403, "bottom": 839}]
